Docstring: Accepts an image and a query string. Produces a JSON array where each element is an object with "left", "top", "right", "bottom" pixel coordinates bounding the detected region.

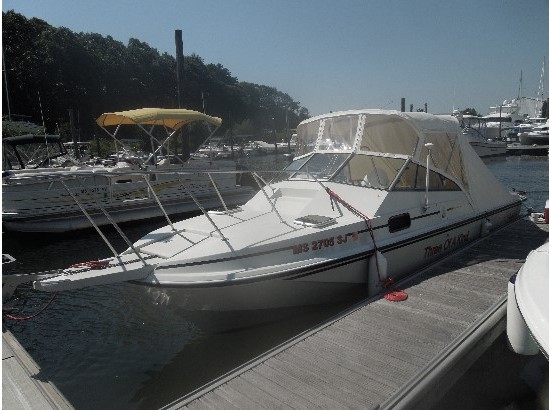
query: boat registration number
[{"left": 292, "top": 232, "right": 359, "bottom": 254}]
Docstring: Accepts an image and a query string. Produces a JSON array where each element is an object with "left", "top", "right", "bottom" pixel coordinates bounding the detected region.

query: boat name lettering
[
  {"left": 79, "top": 187, "right": 107, "bottom": 194},
  {"left": 292, "top": 232, "right": 359, "bottom": 255},
  {"left": 424, "top": 231, "right": 470, "bottom": 258}
]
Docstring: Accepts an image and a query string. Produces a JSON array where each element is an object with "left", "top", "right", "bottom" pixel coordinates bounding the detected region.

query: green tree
[{"left": 2, "top": 10, "right": 310, "bottom": 153}]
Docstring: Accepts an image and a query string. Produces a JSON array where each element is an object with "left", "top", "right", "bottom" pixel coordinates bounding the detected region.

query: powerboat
[
  {"left": 32, "top": 110, "right": 523, "bottom": 310},
  {"left": 518, "top": 119, "right": 549, "bottom": 146},
  {"left": 2, "top": 133, "right": 83, "bottom": 169},
  {"left": 507, "top": 242, "right": 549, "bottom": 358},
  {"left": 482, "top": 99, "right": 525, "bottom": 140},
  {"left": 2, "top": 109, "right": 255, "bottom": 233},
  {"left": 453, "top": 113, "right": 507, "bottom": 157}
]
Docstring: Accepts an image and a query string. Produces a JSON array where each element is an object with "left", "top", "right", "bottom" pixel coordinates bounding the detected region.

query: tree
[{"left": 2, "top": 10, "right": 310, "bottom": 153}]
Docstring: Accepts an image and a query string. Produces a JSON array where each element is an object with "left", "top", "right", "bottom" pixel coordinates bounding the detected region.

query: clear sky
[{"left": 2, "top": 0, "right": 549, "bottom": 116}]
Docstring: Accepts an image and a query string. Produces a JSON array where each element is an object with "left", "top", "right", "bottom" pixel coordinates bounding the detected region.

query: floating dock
[
  {"left": 506, "top": 143, "right": 549, "bottom": 156},
  {"left": 3, "top": 218, "right": 547, "bottom": 409},
  {"left": 163, "top": 218, "right": 548, "bottom": 409},
  {"left": 3, "top": 327, "right": 72, "bottom": 409}
]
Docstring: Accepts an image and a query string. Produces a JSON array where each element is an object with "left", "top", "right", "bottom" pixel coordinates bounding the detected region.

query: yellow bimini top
[{"left": 96, "top": 108, "right": 222, "bottom": 131}]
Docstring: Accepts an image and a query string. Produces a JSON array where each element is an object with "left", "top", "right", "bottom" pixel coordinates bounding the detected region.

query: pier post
[{"left": 175, "top": 29, "right": 190, "bottom": 161}]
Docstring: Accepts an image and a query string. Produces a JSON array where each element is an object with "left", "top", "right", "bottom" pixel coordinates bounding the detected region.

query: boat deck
[{"left": 165, "top": 218, "right": 548, "bottom": 409}]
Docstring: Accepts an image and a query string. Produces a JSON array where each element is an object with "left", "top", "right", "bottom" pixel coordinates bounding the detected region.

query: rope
[
  {"left": 324, "top": 186, "right": 408, "bottom": 302},
  {"left": 69, "top": 260, "right": 111, "bottom": 269},
  {"left": 3, "top": 292, "right": 58, "bottom": 321},
  {"left": 324, "top": 187, "right": 392, "bottom": 287}
]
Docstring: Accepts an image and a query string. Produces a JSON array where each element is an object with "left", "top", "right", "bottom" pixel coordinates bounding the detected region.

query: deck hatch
[{"left": 294, "top": 215, "right": 336, "bottom": 228}]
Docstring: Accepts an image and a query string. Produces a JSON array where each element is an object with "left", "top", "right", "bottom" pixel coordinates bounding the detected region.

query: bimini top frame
[{"left": 96, "top": 108, "right": 223, "bottom": 165}]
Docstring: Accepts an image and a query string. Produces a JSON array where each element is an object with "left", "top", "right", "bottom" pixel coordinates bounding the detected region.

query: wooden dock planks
[
  {"left": 167, "top": 218, "right": 548, "bottom": 409},
  {"left": 3, "top": 328, "right": 73, "bottom": 409}
]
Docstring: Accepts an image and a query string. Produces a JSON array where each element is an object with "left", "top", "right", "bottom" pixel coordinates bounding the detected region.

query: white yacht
[
  {"left": 482, "top": 99, "right": 525, "bottom": 140},
  {"left": 2, "top": 109, "right": 255, "bottom": 233},
  {"left": 518, "top": 119, "right": 549, "bottom": 146},
  {"left": 32, "top": 110, "right": 522, "bottom": 310}
]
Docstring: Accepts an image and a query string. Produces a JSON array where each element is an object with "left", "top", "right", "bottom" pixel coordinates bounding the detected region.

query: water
[{"left": 2, "top": 155, "right": 548, "bottom": 409}]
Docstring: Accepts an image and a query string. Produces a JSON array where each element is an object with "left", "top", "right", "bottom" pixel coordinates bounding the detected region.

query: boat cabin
[
  {"left": 286, "top": 110, "right": 467, "bottom": 194},
  {"left": 2, "top": 134, "right": 69, "bottom": 170}
]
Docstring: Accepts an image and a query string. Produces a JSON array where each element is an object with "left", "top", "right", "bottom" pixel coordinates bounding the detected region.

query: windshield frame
[{"left": 286, "top": 152, "right": 353, "bottom": 181}]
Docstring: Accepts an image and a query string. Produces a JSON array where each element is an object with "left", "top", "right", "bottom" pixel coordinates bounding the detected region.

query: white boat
[
  {"left": 507, "top": 241, "right": 549, "bottom": 358},
  {"left": 2, "top": 109, "right": 255, "bottom": 233},
  {"left": 518, "top": 119, "right": 549, "bottom": 146},
  {"left": 32, "top": 110, "right": 522, "bottom": 310},
  {"left": 482, "top": 99, "right": 525, "bottom": 140},
  {"left": 252, "top": 140, "right": 278, "bottom": 154},
  {"left": 2, "top": 133, "right": 83, "bottom": 169},
  {"left": 454, "top": 113, "right": 507, "bottom": 157}
]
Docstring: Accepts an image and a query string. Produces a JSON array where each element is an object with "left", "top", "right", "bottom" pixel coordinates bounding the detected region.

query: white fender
[
  {"left": 481, "top": 219, "right": 492, "bottom": 236},
  {"left": 367, "top": 250, "right": 388, "bottom": 297}
]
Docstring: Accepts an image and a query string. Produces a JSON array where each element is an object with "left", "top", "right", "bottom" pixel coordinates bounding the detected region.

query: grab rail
[
  {"left": 61, "top": 179, "right": 148, "bottom": 266},
  {"left": 59, "top": 179, "right": 119, "bottom": 259},
  {"left": 183, "top": 185, "right": 228, "bottom": 241},
  {"left": 252, "top": 172, "right": 285, "bottom": 224},
  {"left": 141, "top": 174, "right": 176, "bottom": 231}
]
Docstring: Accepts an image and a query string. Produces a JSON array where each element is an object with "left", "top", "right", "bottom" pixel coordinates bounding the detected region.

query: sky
[{"left": 2, "top": 0, "right": 549, "bottom": 116}]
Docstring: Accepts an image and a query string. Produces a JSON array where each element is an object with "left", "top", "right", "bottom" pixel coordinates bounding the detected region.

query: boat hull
[
  {"left": 2, "top": 188, "right": 254, "bottom": 233},
  {"left": 469, "top": 141, "right": 507, "bottom": 158},
  {"left": 518, "top": 133, "right": 549, "bottom": 146},
  {"left": 132, "top": 204, "right": 520, "bottom": 311}
]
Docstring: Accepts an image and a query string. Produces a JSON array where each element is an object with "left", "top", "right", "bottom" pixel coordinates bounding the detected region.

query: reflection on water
[
  {"left": 5, "top": 276, "right": 357, "bottom": 409},
  {"left": 2, "top": 155, "right": 549, "bottom": 409}
]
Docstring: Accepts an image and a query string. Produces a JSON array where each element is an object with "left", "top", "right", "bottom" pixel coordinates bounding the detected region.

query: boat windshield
[
  {"left": 2, "top": 135, "right": 68, "bottom": 170},
  {"left": 332, "top": 154, "right": 405, "bottom": 189},
  {"left": 286, "top": 153, "right": 350, "bottom": 181},
  {"left": 295, "top": 114, "right": 358, "bottom": 156},
  {"left": 287, "top": 152, "right": 462, "bottom": 192}
]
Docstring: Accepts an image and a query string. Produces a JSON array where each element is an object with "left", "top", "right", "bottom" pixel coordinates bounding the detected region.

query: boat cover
[
  {"left": 296, "top": 109, "right": 517, "bottom": 212},
  {"left": 96, "top": 108, "right": 222, "bottom": 130}
]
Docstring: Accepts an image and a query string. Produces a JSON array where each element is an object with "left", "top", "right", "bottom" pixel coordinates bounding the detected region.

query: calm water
[{"left": 2, "top": 154, "right": 548, "bottom": 409}]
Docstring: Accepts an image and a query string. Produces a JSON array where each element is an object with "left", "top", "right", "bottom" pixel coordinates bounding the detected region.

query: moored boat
[
  {"left": 507, "top": 241, "right": 549, "bottom": 358},
  {"left": 518, "top": 119, "right": 549, "bottom": 146},
  {"left": 32, "top": 110, "right": 523, "bottom": 310},
  {"left": 453, "top": 113, "right": 507, "bottom": 157},
  {"left": 2, "top": 108, "right": 255, "bottom": 233}
]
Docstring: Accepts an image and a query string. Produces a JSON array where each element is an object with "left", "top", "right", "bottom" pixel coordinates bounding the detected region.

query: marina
[
  {"left": 2, "top": 154, "right": 548, "bottom": 409},
  {"left": 2, "top": 4, "right": 548, "bottom": 409}
]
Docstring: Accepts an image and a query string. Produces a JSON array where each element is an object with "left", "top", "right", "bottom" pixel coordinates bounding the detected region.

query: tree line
[{"left": 2, "top": 10, "right": 310, "bottom": 150}]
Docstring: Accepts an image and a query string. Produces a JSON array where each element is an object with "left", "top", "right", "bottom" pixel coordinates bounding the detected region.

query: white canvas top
[{"left": 297, "top": 109, "right": 517, "bottom": 211}]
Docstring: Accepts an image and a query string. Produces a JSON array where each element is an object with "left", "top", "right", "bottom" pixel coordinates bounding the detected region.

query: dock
[
  {"left": 3, "top": 327, "right": 72, "bottom": 409},
  {"left": 506, "top": 143, "right": 549, "bottom": 156},
  {"left": 163, "top": 218, "right": 548, "bottom": 409}
]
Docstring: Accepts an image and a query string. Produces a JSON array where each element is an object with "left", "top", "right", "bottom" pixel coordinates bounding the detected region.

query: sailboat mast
[{"left": 517, "top": 70, "right": 522, "bottom": 100}]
